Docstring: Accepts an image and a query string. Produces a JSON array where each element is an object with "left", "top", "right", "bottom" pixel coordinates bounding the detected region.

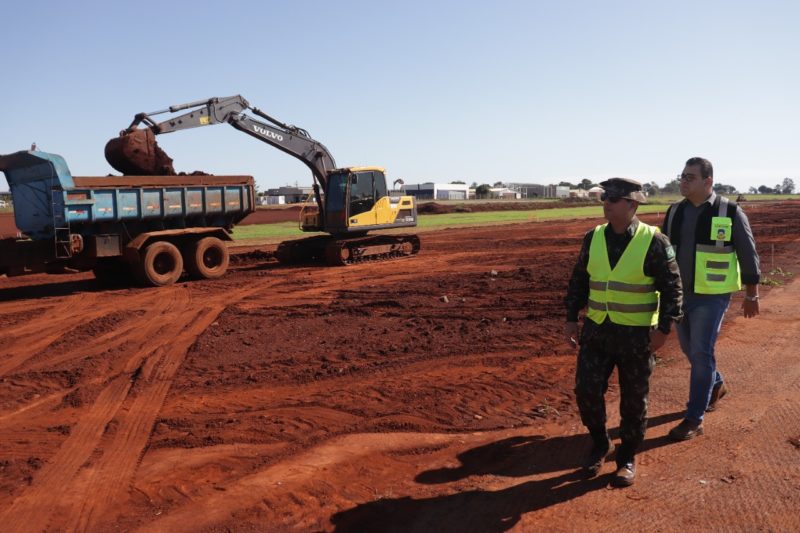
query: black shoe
[
  {"left": 611, "top": 460, "right": 636, "bottom": 487},
  {"left": 668, "top": 419, "right": 704, "bottom": 441},
  {"left": 582, "top": 439, "right": 615, "bottom": 476},
  {"left": 706, "top": 382, "right": 728, "bottom": 412}
]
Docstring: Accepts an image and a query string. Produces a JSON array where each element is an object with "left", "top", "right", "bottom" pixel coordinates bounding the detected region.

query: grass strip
[{"left": 230, "top": 204, "right": 671, "bottom": 243}]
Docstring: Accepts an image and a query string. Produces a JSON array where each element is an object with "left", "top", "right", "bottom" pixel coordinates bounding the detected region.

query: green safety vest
[
  {"left": 666, "top": 196, "right": 741, "bottom": 294},
  {"left": 586, "top": 222, "right": 659, "bottom": 326}
]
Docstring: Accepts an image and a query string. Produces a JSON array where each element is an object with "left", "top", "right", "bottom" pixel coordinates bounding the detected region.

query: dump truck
[{"left": 0, "top": 149, "right": 254, "bottom": 286}]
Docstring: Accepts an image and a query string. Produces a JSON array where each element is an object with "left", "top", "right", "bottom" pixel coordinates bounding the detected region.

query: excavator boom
[{"left": 105, "top": 95, "right": 336, "bottom": 192}]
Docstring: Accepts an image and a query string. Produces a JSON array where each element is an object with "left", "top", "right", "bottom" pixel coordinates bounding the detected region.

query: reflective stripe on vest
[
  {"left": 586, "top": 222, "right": 660, "bottom": 326},
  {"left": 694, "top": 197, "right": 741, "bottom": 294}
]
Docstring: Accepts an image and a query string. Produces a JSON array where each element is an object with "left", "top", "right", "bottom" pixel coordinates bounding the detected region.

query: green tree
[
  {"left": 781, "top": 177, "right": 795, "bottom": 194},
  {"left": 450, "top": 180, "right": 466, "bottom": 184},
  {"left": 577, "top": 178, "right": 595, "bottom": 190},
  {"left": 661, "top": 178, "right": 681, "bottom": 194},
  {"left": 493, "top": 181, "right": 504, "bottom": 187},
  {"left": 475, "top": 184, "right": 491, "bottom": 198},
  {"left": 558, "top": 181, "right": 576, "bottom": 188},
  {"left": 757, "top": 185, "right": 774, "bottom": 194},
  {"left": 713, "top": 183, "right": 738, "bottom": 195},
  {"left": 642, "top": 181, "right": 660, "bottom": 196}
]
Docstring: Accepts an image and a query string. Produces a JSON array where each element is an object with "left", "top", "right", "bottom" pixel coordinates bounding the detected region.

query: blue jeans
[{"left": 676, "top": 293, "right": 731, "bottom": 422}]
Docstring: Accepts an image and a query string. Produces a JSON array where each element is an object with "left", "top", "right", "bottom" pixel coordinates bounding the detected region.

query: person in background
[{"left": 663, "top": 157, "right": 760, "bottom": 441}]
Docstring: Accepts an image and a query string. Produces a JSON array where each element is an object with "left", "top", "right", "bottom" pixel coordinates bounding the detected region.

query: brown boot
[
  {"left": 611, "top": 460, "right": 636, "bottom": 487},
  {"left": 706, "top": 382, "right": 728, "bottom": 412},
  {"left": 582, "top": 438, "right": 615, "bottom": 476},
  {"left": 668, "top": 419, "right": 704, "bottom": 441}
]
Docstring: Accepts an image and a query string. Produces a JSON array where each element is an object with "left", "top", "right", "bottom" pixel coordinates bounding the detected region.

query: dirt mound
[{"left": 417, "top": 202, "right": 451, "bottom": 214}]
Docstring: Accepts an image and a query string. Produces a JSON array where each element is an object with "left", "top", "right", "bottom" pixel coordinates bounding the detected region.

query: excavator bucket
[{"left": 104, "top": 128, "right": 176, "bottom": 175}]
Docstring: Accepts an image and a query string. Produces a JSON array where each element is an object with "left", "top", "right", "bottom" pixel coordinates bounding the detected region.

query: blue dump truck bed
[{"left": 0, "top": 150, "right": 256, "bottom": 285}]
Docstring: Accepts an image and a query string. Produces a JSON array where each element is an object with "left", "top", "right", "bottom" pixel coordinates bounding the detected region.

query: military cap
[{"left": 599, "top": 177, "right": 648, "bottom": 204}]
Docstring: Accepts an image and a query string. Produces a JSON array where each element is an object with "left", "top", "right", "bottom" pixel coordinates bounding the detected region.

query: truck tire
[
  {"left": 185, "top": 237, "right": 229, "bottom": 279},
  {"left": 137, "top": 241, "right": 183, "bottom": 287}
]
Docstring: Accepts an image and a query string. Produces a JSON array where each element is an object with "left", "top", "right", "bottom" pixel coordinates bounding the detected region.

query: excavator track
[{"left": 275, "top": 234, "right": 420, "bottom": 266}]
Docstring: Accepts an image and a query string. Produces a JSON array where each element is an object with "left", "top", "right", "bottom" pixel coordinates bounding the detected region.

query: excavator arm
[{"left": 105, "top": 95, "right": 337, "bottom": 216}]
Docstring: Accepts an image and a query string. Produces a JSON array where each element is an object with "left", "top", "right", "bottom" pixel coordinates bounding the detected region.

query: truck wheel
[
  {"left": 185, "top": 237, "right": 229, "bottom": 279},
  {"left": 137, "top": 241, "right": 183, "bottom": 287}
]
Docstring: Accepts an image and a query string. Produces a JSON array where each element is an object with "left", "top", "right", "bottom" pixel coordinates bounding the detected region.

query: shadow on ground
[{"left": 331, "top": 411, "right": 684, "bottom": 532}]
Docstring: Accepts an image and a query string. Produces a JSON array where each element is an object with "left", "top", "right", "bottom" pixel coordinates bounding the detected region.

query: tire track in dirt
[
  {"left": 0, "top": 373, "right": 133, "bottom": 532},
  {"left": 0, "top": 289, "right": 196, "bottom": 530},
  {"left": 0, "top": 293, "right": 112, "bottom": 377},
  {"left": 64, "top": 305, "right": 225, "bottom": 531},
  {"left": 0, "top": 292, "right": 175, "bottom": 422},
  {"left": 140, "top": 349, "right": 574, "bottom": 528},
  {"left": 140, "top": 432, "right": 461, "bottom": 532},
  {"left": 19, "top": 306, "right": 157, "bottom": 374},
  {"left": 51, "top": 281, "right": 287, "bottom": 530},
  {"left": 165, "top": 347, "right": 568, "bottom": 421}
]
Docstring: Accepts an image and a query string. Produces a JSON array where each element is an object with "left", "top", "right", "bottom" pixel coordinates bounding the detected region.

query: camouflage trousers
[{"left": 575, "top": 319, "right": 655, "bottom": 459}]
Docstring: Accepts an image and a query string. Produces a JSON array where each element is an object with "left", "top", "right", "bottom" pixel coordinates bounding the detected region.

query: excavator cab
[{"left": 301, "top": 168, "right": 417, "bottom": 235}]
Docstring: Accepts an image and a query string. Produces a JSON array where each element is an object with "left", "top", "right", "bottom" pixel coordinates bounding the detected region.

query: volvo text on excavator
[{"left": 105, "top": 95, "right": 420, "bottom": 266}]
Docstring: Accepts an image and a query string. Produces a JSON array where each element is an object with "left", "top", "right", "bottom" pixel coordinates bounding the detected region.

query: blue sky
[{"left": 1, "top": 0, "right": 797, "bottom": 192}]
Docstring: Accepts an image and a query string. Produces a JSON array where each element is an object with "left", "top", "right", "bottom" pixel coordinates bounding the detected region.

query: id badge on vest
[{"left": 710, "top": 217, "right": 732, "bottom": 242}]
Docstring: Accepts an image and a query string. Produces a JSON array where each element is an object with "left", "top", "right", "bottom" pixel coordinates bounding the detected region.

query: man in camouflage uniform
[{"left": 564, "top": 178, "right": 683, "bottom": 487}]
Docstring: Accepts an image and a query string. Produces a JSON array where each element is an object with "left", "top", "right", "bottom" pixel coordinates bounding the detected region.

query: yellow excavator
[{"left": 105, "top": 95, "right": 419, "bottom": 265}]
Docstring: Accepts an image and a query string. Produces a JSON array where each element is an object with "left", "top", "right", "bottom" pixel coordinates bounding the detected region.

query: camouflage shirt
[{"left": 565, "top": 217, "right": 683, "bottom": 333}]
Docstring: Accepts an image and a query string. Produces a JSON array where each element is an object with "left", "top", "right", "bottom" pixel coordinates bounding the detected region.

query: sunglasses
[
  {"left": 600, "top": 192, "right": 627, "bottom": 203},
  {"left": 678, "top": 173, "right": 703, "bottom": 182}
]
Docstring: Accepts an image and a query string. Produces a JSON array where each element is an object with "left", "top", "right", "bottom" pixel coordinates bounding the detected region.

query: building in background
[
  {"left": 506, "top": 183, "right": 570, "bottom": 199},
  {"left": 402, "top": 182, "right": 469, "bottom": 201},
  {"left": 262, "top": 186, "right": 313, "bottom": 205},
  {"left": 488, "top": 187, "right": 522, "bottom": 199},
  {"left": 587, "top": 186, "right": 603, "bottom": 200}
]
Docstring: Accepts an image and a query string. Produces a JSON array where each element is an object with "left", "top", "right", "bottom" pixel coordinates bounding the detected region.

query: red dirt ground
[{"left": 1, "top": 201, "right": 799, "bottom": 531}]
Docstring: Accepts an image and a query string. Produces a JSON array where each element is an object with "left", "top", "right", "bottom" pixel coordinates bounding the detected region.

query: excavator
[{"left": 105, "top": 95, "right": 419, "bottom": 265}]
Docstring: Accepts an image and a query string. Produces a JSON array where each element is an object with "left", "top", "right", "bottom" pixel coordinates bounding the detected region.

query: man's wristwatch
[{"left": 744, "top": 295, "right": 759, "bottom": 302}]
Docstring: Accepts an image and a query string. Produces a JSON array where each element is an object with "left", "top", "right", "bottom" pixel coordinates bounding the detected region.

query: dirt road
[{"left": 1, "top": 202, "right": 798, "bottom": 531}]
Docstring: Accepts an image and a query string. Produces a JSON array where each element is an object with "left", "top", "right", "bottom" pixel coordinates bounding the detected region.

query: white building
[
  {"left": 506, "top": 182, "right": 570, "bottom": 199},
  {"left": 587, "top": 186, "right": 604, "bottom": 200},
  {"left": 402, "top": 182, "right": 469, "bottom": 201},
  {"left": 264, "top": 186, "right": 313, "bottom": 204},
  {"left": 488, "top": 187, "right": 521, "bottom": 199}
]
